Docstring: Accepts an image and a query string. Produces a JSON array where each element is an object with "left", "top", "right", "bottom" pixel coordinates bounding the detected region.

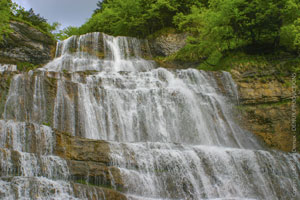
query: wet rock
[
  {"left": 54, "top": 131, "right": 111, "bottom": 164},
  {"left": 68, "top": 160, "right": 124, "bottom": 191},
  {"left": 72, "top": 183, "right": 127, "bottom": 200},
  {"left": 54, "top": 131, "right": 125, "bottom": 192},
  {"left": 0, "top": 72, "right": 15, "bottom": 115},
  {"left": 0, "top": 120, "right": 54, "bottom": 154},
  {"left": 0, "top": 71, "right": 57, "bottom": 125}
]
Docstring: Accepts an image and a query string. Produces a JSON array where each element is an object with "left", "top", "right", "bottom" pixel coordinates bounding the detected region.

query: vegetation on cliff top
[
  {"left": 1, "top": 0, "right": 300, "bottom": 70},
  {"left": 54, "top": 0, "right": 300, "bottom": 71},
  {"left": 0, "top": 0, "right": 59, "bottom": 41}
]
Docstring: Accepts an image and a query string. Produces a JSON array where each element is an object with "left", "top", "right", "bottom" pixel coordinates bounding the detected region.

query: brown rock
[
  {"left": 72, "top": 183, "right": 127, "bottom": 200},
  {"left": 54, "top": 131, "right": 111, "bottom": 164}
]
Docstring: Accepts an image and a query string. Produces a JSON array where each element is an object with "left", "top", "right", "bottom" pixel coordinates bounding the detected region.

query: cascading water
[
  {"left": 0, "top": 32, "right": 299, "bottom": 200},
  {"left": 0, "top": 64, "right": 17, "bottom": 73},
  {"left": 0, "top": 120, "right": 78, "bottom": 199}
]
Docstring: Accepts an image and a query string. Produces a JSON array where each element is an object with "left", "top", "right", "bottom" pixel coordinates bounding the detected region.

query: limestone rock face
[
  {"left": 241, "top": 103, "right": 293, "bottom": 151},
  {"left": 237, "top": 80, "right": 291, "bottom": 104},
  {"left": 149, "top": 32, "right": 187, "bottom": 57},
  {"left": 232, "top": 69, "right": 298, "bottom": 152},
  {"left": 55, "top": 131, "right": 125, "bottom": 192},
  {"left": 0, "top": 21, "right": 56, "bottom": 65},
  {"left": 55, "top": 131, "right": 111, "bottom": 163}
]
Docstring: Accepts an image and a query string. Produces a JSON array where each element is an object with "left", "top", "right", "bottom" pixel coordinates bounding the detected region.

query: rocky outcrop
[
  {"left": 231, "top": 69, "right": 292, "bottom": 104},
  {"left": 240, "top": 102, "right": 293, "bottom": 151},
  {"left": 0, "top": 21, "right": 56, "bottom": 65},
  {"left": 149, "top": 32, "right": 187, "bottom": 57},
  {"left": 55, "top": 131, "right": 125, "bottom": 193},
  {"left": 231, "top": 69, "right": 298, "bottom": 152}
]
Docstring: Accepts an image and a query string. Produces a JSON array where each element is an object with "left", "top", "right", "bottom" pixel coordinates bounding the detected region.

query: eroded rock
[
  {"left": 0, "top": 21, "right": 56, "bottom": 65},
  {"left": 232, "top": 69, "right": 298, "bottom": 152},
  {"left": 149, "top": 32, "right": 187, "bottom": 57}
]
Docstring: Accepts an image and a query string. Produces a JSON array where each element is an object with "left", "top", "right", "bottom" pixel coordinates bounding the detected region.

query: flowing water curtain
[
  {"left": 0, "top": 32, "right": 299, "bottom": 199},
  {"left": 44, "top": 33, "right": 261, "bottom": 149}
]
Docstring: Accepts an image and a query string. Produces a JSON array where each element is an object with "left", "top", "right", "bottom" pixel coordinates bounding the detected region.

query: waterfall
[
  {"left": 0, "top": 120, "right": 78, "bottom": 199},
  {"left": 0, "top": 64, "right": 17, "bottom": 73},
  {"left": 44, "top": 33, "right": 155, "bottom": 72},
  {"left": 0, "top": 32, "right": 299, "bottom": 199}
]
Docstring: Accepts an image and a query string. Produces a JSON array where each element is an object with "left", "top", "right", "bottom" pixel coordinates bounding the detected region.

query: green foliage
[
  {"left": 1, "top": 1, "right": 59, "bottom": 41},
  {"left": 72, "top": 0, "right": 300, "bottom": 70},
  {"left": 0, "top": 0, "right": 13, "bottom": 42},
  {"left": 77, "top": 0, "right": 201, "bottom": 38},
  {"left": 13, "top": 7, "right": 47, "bottom": 28},
  {"left": 54, "top": 26, "right": 80, "bottom": 40},
  {"left": 174, "top": 0, "right": 300, "bottom": 67},
  {"left": 93, "top": 0, "right": 108, "bottom": 15},
  {"left": 80, "top": 0, "right": 148, "bottom": 37},
  {"left": 42, "top": 122, "right": 51, "bottom": 126},
  {"left": 16, "top": 62, "right": 39, "bottom": 72},
  {"left": 11, "top": 4, "right": 60, "bottom": 35},
  {"left": 292, "top": 18, "right": 300, "bottom": 52}
]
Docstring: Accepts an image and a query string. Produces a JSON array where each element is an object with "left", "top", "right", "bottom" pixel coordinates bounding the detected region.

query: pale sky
[{"left": 12, "top": 0, "right": 99, "bottom": 29}]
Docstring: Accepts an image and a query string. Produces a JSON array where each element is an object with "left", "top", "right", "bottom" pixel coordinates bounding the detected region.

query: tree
[
  {"left": 93, "top": 0, "right": 108, "bottom": 15},
  {"left": 78, "top": 0, "right": 202, "bottom": 38},
  {"left": 174, "top": 0, "right": 300, "bottom": 64},
  {"left": 55, "top": 26, "right": 80, "bottom": 40},
  {"left": 80, "top": 0, "right": 148, "bottom": 37}
]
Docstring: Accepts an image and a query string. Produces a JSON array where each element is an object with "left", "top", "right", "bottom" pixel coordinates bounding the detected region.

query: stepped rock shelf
[{"left": 0, "top": 33, "right": 299, "bottom": 200}]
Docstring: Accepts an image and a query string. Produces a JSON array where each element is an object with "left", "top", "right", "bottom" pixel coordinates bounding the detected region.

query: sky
[{"left": 12, "top": 0, "right": 99, "bottom": 29}]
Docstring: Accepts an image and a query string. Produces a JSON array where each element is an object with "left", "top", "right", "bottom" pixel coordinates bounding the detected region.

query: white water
[
  {"left": 0, "top": 64, "right": 17, "bottom": 73},
  {"left": 44, "top": 33, "right": 154, "bottom": 72},
  {"left": 67, "top": 68, "right": 259, "bottom": 149},
  {"left": 110, "top": 142, "right": 300, "bottom": 199},
  {"left": 0, "top": 120, "right": 54, "bottom": 154},
  {"left": 42, "top": 33, "right": 261, "bottom": 149},
  {"left": 1, "top": 32, "right": 299, "bottom": 199},
  {"left": 0, "top": 177, "right": 78, "bottom": 200}
]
